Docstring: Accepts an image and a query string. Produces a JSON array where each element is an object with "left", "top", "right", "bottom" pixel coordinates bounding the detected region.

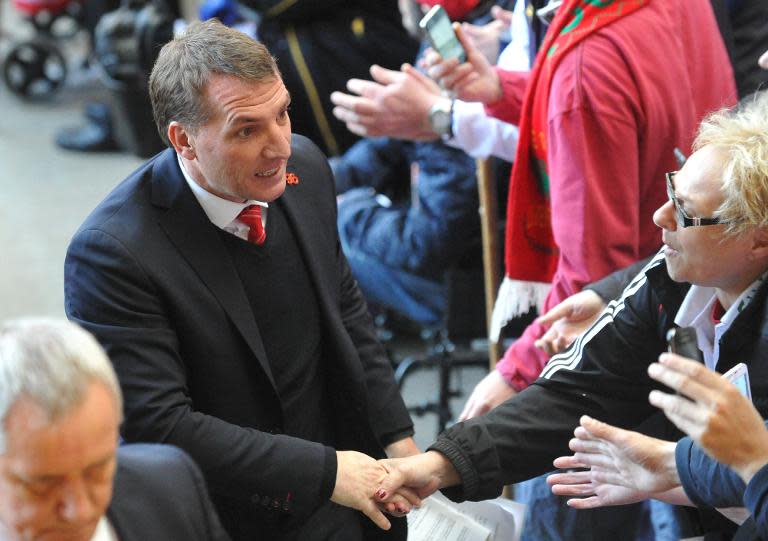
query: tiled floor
[{"left": 1, "top": 1, "right": 144, "bottom": 319}]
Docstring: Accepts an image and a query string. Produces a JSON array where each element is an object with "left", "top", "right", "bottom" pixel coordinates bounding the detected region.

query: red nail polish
[{"left": 376, "top": 489, "right": 387, "bottom": 500}]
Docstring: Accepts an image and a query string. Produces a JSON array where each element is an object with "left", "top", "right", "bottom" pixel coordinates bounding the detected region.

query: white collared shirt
[
  {"left": 91, "top": 516, "right": 118, "bottom": 541},
  {"left": 675, "top": 273, "right": 768, "bottom": 370},
  {"left": 177, "top": 154, "right": 268, "bottom": 242}
]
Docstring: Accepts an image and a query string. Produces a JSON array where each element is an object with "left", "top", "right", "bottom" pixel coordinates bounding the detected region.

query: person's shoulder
[
  {"left": 115, "top": 444, "right": 203, "bottom": 495},
  {"left": 287, "top": 134, "right": 334, "bottom": 187},
  {"left": 582, "top": 0, "right": 716, "bottom": 56},
  {"left": 547, "top": 4, "right": 670, "bottom": 119},
  {"left": 110, "top": 445, "right": 227, "bottom": 540},
  {"left": 290, "top": 133, "right": 327, "bottom": 163},
  {"left": 72, "top": 149, "right": 176, "bottom": 241}
]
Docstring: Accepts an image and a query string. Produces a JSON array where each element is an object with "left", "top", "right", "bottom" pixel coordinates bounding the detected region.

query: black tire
[{"left": 2, "top": 39, "right": 67, "bottom": 100}]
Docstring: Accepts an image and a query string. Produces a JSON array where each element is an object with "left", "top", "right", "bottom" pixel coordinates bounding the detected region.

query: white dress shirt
[
  {"left": 177, "top": 154, "right": 268, "bottom": 241},
  {"left": 675, "top": 272, "right": 768, "bottom": 370},
  {"left": 90, "top": 516, "right": 118, "bottom": 541}
]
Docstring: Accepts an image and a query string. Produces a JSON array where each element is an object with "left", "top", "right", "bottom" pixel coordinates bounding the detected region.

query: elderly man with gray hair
[{"left": 0, "top": 318, "right": 229, "bottom": 541}]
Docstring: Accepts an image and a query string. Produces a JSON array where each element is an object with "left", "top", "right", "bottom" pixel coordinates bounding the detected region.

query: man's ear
[{"left": 168, "top": 122, "right": 195, "bottom": 160}]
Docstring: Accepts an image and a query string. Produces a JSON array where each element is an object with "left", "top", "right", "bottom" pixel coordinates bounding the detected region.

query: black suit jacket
[
  {"left": 109, "top": 444, "right": 230, "bottom": 541},
  {"left": 65, "top": 136, "right": 412, "bottom": 540}
]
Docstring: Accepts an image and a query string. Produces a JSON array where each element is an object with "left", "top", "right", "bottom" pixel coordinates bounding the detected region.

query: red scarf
[{"left": 491, "top": 0, "right": 649, "bottom": 339}]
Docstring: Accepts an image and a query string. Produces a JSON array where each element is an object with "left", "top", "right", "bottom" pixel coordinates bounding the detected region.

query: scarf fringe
[{"left": 489, "top": 277, "right": 551, "bottom": 342}]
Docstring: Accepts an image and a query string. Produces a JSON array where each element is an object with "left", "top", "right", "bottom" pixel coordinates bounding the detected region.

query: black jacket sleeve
[
  {"left": 430, "top": 258, "right": 677, "bottom": 501},
  {"left": 316, "top": 137, "right": 414, "bottom": 447}
]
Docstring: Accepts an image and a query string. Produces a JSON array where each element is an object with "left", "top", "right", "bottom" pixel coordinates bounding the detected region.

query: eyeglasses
[{"left": 665, "top": 171, "right": 722, "bottom": 228}]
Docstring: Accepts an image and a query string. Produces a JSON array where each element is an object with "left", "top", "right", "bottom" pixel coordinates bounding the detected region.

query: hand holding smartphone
[
  {"left": 419, "top": 5, "right": 467, "bottom": 63},
  {"left": 666, "top": 327, "right": 752, "bottom": 400},
  {"left": 724, "top": 363, "right": 752, "bottom": 401}
]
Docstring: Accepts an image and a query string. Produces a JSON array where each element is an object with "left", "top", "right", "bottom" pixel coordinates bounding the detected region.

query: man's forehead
[
  {"left": 203, "top": 74, "right": 289, "bottom": 121},
  {"left": 206, "top": 72, "right": 287, "bottom": 99},
  {"left": 2, "top": 385, "right": 119, "bottom": 459},
  {"left": 3, "top": 394, "right": 51, "bottom": 435}
]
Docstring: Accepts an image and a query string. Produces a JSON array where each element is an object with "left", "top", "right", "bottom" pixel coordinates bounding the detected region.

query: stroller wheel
[
  {"left": 32, "top": 9, "right": 82, "bottom": 39},
  {"left": 2, "top": 39, "right": 67, "bottom": 100}
]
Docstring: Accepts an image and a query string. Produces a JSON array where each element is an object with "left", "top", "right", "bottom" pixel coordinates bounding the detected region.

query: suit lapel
[
  {"left": 279, "top": 176, "right": 338, "bottom": 328},
  {"left": 106, "top": 509, "right": 126, "bottom": 540},
  {"left": 151, "top": 150, "right": 276, "bottom": 389}
]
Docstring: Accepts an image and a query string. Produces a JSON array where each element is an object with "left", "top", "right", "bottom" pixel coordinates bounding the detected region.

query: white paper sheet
[{"left": 407, "top": 492, "right": 526, "bottom": 541}]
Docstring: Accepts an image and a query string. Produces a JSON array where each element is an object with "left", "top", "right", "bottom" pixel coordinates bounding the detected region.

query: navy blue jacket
[
  {"left": 335, "top": 137, "right": 478, "bottom": 280},
  {"left": 109, "top": 444, "right": 230, "bottom": 540},
  {"left": 676, "top": 423, "right": 768, "bottom": 540}
]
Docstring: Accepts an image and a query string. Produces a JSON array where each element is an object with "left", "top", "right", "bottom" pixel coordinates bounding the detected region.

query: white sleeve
[{"left": 446, "top": 100, "right": 519, "bottom": 161}]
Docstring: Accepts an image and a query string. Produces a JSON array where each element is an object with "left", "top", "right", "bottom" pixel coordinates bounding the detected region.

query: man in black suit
[
  {"left": 0, "top": 318, "right": 229, "bottom": 541},
  {"left": 64, "top": 19, "right": 418, "bottom": 541}
]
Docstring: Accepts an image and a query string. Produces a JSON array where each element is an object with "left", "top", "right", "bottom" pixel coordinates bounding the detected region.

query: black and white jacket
[{"left": 430, "top": 250, "right": 768, "bottom": 502}]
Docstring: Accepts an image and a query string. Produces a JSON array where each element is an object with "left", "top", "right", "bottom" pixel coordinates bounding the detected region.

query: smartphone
[
  {"left": 419, "top": 5, "right": 466, "bottom": 63},
  {"left": 666, "top": 327, "right": 702, "bottom": 362},
  {"left": 724, "top": 363, "right": 752, "bottom": 401}
]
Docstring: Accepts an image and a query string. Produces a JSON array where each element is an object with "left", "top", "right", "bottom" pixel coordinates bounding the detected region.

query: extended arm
[{"left": 426, "top": 266, "right": 675, "bottom": 501}]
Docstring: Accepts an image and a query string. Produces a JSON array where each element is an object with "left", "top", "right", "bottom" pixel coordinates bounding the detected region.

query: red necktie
[{"left": 237, "top": 205, "right": 266, "bottom": 245}]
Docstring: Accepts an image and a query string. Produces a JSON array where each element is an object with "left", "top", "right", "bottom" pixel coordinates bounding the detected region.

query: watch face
[{"left": 429, "top": 102, "right": 452, "bottom": 136}]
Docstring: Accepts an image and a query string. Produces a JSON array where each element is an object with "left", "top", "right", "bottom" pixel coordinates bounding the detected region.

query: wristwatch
[{"left": 428, "top": 98, "right": 454, "bottom": 140}]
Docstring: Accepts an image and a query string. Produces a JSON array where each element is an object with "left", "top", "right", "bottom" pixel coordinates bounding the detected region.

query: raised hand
[
  {"left": 422, "top": 23, "right": 502, "bottom": 104},
  {"left": 648, "top": 353, "right": 768, "bottom": 483},
  {"left": 330, "top": 64, "right": 443, "bottom": 140},
  {"left": 547, "top": 415, "right": 679, "bottom": 509},
  {"left": 534, "top": 290, "right": 606, "bottom": 355},
  {"left": 457, "top": 5, "right": 515, "bottom": 64},
  {"left": 547, "top": 461, "right": 651, "bottom": 509}
]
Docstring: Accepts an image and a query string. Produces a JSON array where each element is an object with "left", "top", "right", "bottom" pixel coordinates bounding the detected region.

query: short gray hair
[
  {"left": 0, "top": 318, "right": 122, "bottom": 453},
  {"left": 149, "top": 18, "right": 280, "bottom": 145}
]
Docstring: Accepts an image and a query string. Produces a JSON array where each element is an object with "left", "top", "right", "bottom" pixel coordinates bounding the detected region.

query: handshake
[{"left": 331, "top": 442, "right": 461, "bottom": 530}]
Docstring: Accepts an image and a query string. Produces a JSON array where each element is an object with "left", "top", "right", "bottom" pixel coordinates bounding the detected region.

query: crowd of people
[{"left": 4, "top": 0, "right": 768, "bottom": 540}]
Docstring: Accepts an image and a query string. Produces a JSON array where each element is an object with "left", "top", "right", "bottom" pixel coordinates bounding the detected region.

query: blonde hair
[{"left": 693, "top": 91, "right": 768, "bottom": 237}]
